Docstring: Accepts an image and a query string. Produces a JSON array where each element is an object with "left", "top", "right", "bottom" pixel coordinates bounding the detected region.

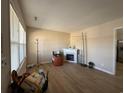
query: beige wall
[
  {"left": 27, "top": 27, "right": 70, "bottom": 64},
  {"left": 70, "top": 18, "right": 122, "bottom": 74}
]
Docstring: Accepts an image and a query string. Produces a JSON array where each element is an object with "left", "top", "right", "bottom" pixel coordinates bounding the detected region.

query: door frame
[{"left": 113, "top": 26, "right": 123, "bottom": 75}]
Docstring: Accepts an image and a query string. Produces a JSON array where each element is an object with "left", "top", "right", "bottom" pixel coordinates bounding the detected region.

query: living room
[{"left": 1, "top": 0, "right": 123, "bottom": 93}]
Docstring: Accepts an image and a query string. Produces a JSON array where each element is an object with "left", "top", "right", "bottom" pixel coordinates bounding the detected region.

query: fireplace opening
[{"left": 66, "top": 54, "right": 74, "bottom": 61}]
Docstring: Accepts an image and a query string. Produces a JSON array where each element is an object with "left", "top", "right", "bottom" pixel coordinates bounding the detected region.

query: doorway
[{"left": 113, "top": 27, "right": 123, "bottom": 76}]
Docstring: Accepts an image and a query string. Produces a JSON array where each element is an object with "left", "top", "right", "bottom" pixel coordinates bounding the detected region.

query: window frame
[{"left": 10, "top": 4, "right": 26, "bottom": 71}]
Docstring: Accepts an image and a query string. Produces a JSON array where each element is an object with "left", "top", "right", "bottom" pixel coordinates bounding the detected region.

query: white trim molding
[
  {"left": 95, "top": 66, "right": 114, "bottom": 75},
  {"left": 112, "top": 26, "right": 123, "bottom": 75}
]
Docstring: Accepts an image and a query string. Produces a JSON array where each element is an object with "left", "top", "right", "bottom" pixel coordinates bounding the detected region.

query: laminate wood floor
[{"left": 28, "top": 63, "right": 123, "bottom": 93}]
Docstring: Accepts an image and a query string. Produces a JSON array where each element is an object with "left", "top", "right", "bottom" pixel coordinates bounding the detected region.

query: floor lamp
[
  {"left": 35, "top": 38, "right": 39, "bottom": 67},
  {"left": 81, "top": 32, "right": 87, "bottom": 67}
]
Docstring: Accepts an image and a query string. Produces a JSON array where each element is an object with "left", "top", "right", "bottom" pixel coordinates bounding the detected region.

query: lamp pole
[
  {"left": 36, "top": 39, "right": 39, "bottom": 66},
  {"left": 81, "top": 32, "right": 87, "bottom": 67}
]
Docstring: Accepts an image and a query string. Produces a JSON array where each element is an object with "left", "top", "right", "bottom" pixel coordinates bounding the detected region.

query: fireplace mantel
[{"left": 63, "top": 48, "right": 79, "bottom": 63}]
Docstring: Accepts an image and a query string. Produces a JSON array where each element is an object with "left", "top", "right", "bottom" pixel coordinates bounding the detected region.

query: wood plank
[{"left": 28, "top": 63, "right": 123, "bottom": 93}]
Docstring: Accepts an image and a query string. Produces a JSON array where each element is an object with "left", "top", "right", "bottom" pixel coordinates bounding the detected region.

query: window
[{"left": 10, "top": 5, "right": 26, "bottom": 71}]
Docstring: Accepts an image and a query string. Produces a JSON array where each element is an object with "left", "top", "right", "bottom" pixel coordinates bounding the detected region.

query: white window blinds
[{"left": 10, "top": 5, "right": 26, "bottom": 71}]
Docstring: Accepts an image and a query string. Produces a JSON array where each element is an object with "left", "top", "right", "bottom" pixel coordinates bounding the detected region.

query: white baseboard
[
  {"left": 94, "top": 66, "right": 114, "bottom": 75},
  {"left": 30, "top": 62, "right": 115, "bottom": 75}
]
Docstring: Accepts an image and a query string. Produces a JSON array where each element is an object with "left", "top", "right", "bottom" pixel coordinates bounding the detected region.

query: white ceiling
[{"left": 19, "top": 0, "right": 122, "bottom": 32}]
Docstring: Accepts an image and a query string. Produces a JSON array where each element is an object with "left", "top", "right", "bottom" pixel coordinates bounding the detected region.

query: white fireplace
[{"left": 63, "top": 48, "right": 79, "bottom": 63}]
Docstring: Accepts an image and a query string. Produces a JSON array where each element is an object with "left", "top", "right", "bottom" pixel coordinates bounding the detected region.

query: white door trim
[{"left": 113, "top": 26, "right": 123, "bottom": 75}]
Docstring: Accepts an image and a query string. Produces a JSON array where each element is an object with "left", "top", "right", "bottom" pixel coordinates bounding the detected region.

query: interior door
[
  {"left": 117, "top": 40, "right": 123, "bottom": 62},
  {"left": 1, "top": 0, "right": 11, "bottom": 93},
  {"left": 116, "top": 28, "right": 123, "bottom": 63}
]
